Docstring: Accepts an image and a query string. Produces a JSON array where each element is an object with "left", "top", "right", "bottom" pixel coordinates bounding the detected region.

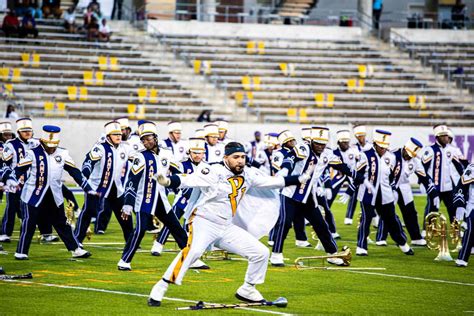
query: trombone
[
  {"left": 425, "top": 212, "right": 461, "bottom": 261},
  {"left": 295, "top": 246, "right": 351, "bottom": 270}
]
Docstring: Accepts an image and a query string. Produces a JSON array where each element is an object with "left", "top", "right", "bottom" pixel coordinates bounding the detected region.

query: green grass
[{"left": 1, "top": 195, "right": 473, "bottom": 315}]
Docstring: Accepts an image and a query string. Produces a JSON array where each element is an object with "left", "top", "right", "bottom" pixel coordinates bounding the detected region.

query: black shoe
[
  {"left": 271, "top": 263, "right": 285, "bottom": 267},
  {"left": 147, "top": 298, "right": 161, "bottom": 307},
  {"left": 404, "top": 249, "right": 414, "bottom": 256}
]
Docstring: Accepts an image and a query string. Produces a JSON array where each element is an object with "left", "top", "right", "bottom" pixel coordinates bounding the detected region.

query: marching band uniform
[
  {"left": 148, "top": 142, "right": 306, "bottom": 307},
  {"left": 270, "top": 127, "right": 354, "bottom": 266},
  {"left": 353, "top": 125, "right": 372, "bottom": 152},
  {"left": 245, "top": 131, "right": 265, "bottom": 161},
  {"left": 74, "top": 121, "right": 133, "bottom": 243},
  {"left": 421, "top": 125, "right": 464, "bottom": 222},
  {"left": 453, "top": 163, "right": 474, "bottom": 267},
  {"left": 0, "top": 122, "right": 14, "bottom": 204},
  {"left": 160, "top": 121, "right": 188, "bottom": 163},
  {"left": 217, "top": 120, "right": 233, "bottom": 145},
  {"left": 328, "top": 130, "right": 359, "bottom": 225},
  {"left": 118, "top": 122, "right": 205, "bottom": 271},
  {"left": 2, "top": 126, "right": 92, "bottom": 260},
  {"left": 204, "top": 124, "right": 225, "bottom": 164},
  {"left": 354, "top": 130, "right": 413, "bottom": 256}
]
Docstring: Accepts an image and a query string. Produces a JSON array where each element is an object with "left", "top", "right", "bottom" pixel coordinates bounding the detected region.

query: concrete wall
[
  {"left": 27, "top": 118, "right": 474, "bottom": 165},
  {"left": 148, "top": 20, "right": 362, "bottom": 41},
  {"left": 391, "top": 27, "right": 474, "bottom": 42}
]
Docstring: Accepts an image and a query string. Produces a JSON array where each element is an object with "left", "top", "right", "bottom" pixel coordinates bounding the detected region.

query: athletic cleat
[
  {"left": 411, "top": 239, "right": 427, "bottom": 246},
  {"left": 149, "top": 280, "right": 168, "bottom": 307},
  {"left": 270, "top": 252, "right": 284, "bottom": 267},
  {"left": 356, "top": 247, "right": 368, "bottom": 256},
  {"left": 189, "top": 259, "right": 210, "bottom": 269},
  {"left": 117, "top": 259, "right": 131, "bottom": 271},
  {"left": 14, "top": 253, "right": 29, "bottom": 260},
  {"left": 344, "top": 218, "right": 353, "bottom": 225},
  {"left": 455, "top": 259, "right": 468, "bottom": 267},
  {"left": 72, "top": 248, "right": 91, "bottom": 258},
  {"left": 295, "top": 240, "right": 312, "bottom": 248},
  {"left": 331, "top": 232, "right": 341, "bottom": 239},
  {"left": 267, "top": 240, "right": 274, "bottom": 247},
  {"left": 235, "top": 283, "right": 265, "bottom": 303},
  {"left": 0, "top": 235, "right": 11, "bottom": 243},
  {"left": 150, "top": 241, "right": 163, "bottom": 256},
  {"left": 375, "top": 240, "right": 387, "bottom": 246}
]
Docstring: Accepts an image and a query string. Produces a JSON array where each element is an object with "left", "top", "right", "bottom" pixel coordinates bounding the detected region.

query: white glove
[
  {"left": 363, "top": 179, "right": 375, "bottom": 194},
  {"left": 298, "top": 164, "right": 315, "bottom": 184},
  {"left": 88, "top": 190, "right": 98, "bottom": 196},
  {"left": 6, "top": 179, "right": 18, "bottom": 193},
  {"left": 455, "top": 207, "right": 466, "bottom": 221},
  {"left": 338, "top": 193, "right": 350, "bottom": 204},
  {"left": 156, "top": 173, "right": 171, "bottom": 187},
  {"left": 325, "top": 188, "right": 332, "bottom": 201},
  {"left": 122, "top": 205, "right": 133, "bottom": 216},
  {"left": 433, "top": 196, "right": 440, "bottom": 209},
  {"left": 393, "top": 190, "right": 398, "bottom": 202}
]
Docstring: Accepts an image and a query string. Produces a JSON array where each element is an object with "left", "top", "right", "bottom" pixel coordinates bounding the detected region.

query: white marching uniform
[
  {"left": 421, "top": 144, "right": 458, "bottom": 193},
  {"left": 160, "top": 138, "right": 188, "bottom": 162},
  {"left": 163, "top": 163, "right": 291, "bottom": 285},
  {"left": 394, "top": 155, "right": 427, "bottom": 205},
  {"left": 204, "top": 142, "right": 225, "bottom": 164}
]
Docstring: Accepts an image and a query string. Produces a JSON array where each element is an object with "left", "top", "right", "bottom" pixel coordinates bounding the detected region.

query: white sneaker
[
  {"left": 189, "top": 259, "right": 210, "bottom": 269},
  {"left": 411, "top": 239, "right": 427, "bottom": 246},
  {"left": 72, "top": 248, "right": 91, "bottom": 258},
  {"left": 421, "top": 230, "right": 426, "bottom": 238},
  {"left": 295, "top": 240, "right": 312, "bottom": 248},
  {"left": 117, "top": 259, "right": 131, "bottom": 271},
  {"left": 371, "top": 215, "right": 379, "bottom": 228},
  {"left": 356, "top": 247, "right": 368, "bottom": 256},
  {"left": 315, "top": 241, "right": 325, "bottom": 251},
  {"left": 327, "top": 254, "right": 347, "bottom": 266},
  {"left": 14, "top": 253, "right": 29, "bottom": 260},
  {"left": 148, "top": 280, "right": 169, "bottom": 306},
  {"left": 235, "top": 283, "right": 265, "bottom": 303},
  {"left": 375, "top": 240, "right": 387, "bottom": 246},
  {"left": 150, "top": 241, "right": 163, "bottom": 256},
  {"left": 331, "top": 232, "right": 341, "bottom": 239},
  {"left": 455, "top": 259, "right": 468, "bottom": 267},
  {"left": 344, "top": 218, "right": 353, "bottom": 225},
  {"left": 270, "top": 252, "right": 284, "bottom": 267},
  {"left": 267, "top": 240, "right": 274, "bottom": 246},
  {"left": 399, "top": 243, "right": 414, "bottom": 255},
  {"left": 0, "top": 235, "right": 11, "bottom": 242}
]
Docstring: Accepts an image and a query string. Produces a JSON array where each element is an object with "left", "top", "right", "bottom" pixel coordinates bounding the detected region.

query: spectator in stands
[
  {"left": 64, "top": 6, "right": 76, "bottom": 33},
  {"left": 4, "top": 104, "right": 19, "bottom": 120},
  {"left": 2, "top": 10, "right": 20, "bottom": 38},
  {"left": 14, "top": 0, "right": 30, "bottom": 17},
  {"left": 98, "top": 18, "right": 111, "bottom": 43},
  {"left": 19, "top": 11, "right": 38, "bottom": 38},
  {"left": 197, "top": 110, "right": 212, "bottom": 122},
  {"left": 452, "top": 0, "right": 467, "bottom": 29},
  {"left": 84, "top": 6, "right": 99, "bottom": 41},
  {"left": 43, "top": 0, "right": 63, "bottom": 19},
  {"left": 372, "top": 0, "right": 383, "bottom": 30},
  {"left": 111, "top": 0, "right": 122, "bottom": 20}
]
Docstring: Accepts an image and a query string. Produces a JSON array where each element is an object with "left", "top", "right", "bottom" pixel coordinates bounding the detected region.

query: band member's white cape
[{"left": 183, "top": 167, "right": 280, "bottom": 239}]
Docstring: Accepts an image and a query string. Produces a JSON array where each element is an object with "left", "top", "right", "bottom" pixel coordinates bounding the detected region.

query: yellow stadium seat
[
  {"left": 241, "top": 76, "right": 251, "bottom": 90},
  {"left": 149, "top": 88, "right": 158, "bottom": 103},
  {"left": 21, "top": 53, "right": 29, "bottom": 65},
  {"left": 83, "top": 71, "right": 93, "bottom": 85},
  {"left": 358, "top": 64, "right": 374, "bottom": 78},
  {"left": 299, "top": 108, "right": 308, "bottom": 123},
  {"left": 287, "top": 108, "right": 297, "bottom": 123},
  {"left": 314, "top": 93, "right": 334, "bottom": 107},
  {"left": 127, "top": 104, "right": 137, "bottom": 118},
  {"left": 194, "top": 60, "right": 202, "bottom": 74},
  {"left": 347, "top": 79, "right": 364, "bottom": 93},
  {"left": 95, "top": 71, "right": 104, "bottom": 86},
  {"left": 246, "top": 41, "right": 256, "bottom": 54},
  {"left": 32, "top": 54, "right": 40, "bottom": 67},
  {"left": 128, "top": 104, "right": 146, "bottom": 119},
  {"left": 234, "top": 91, "right": 254, "bottom": 106},
  {"left": 252, "top": 76, "right": 261, "bottom": 91},
  {"left": 408, "top": 95, "right": 427, "bottom": 110},
  {"left": 67, "top": 86, "right": 78, "bottom": 101},
  {"left": 0, "top": 68, "right": 9, "bottom": 81},
  {"left": 279, "top": 63, "right": 288, "bottom": 76},
  {"left": 21, "top": 53, "right": 40, "bottom": 67},
  {"left": 12, "top": 68, "right": 21, "bottom": 82},
  {"left": 257, "top": 41, "right": 265, "bottom": 55},
  {"left": 56, "top": 102, "right": 66, "bottom": 116},
  {"left": 109, "top": 57, "right": 119, "bottom": 71},
  {"left": 98, "top": 56, "right": 108, "bottom": 70},
  {"left": 79, "top": 87, "right": 88, "bottom": 101},
  {"left": 202, "top": 61, "right": 212, "bottom": 75},
  {"left": 137, "top": 88, "right": 147, "bottom": 103},
  {"left": 44, "top": 101, "right": 54, "bottom": 113}
]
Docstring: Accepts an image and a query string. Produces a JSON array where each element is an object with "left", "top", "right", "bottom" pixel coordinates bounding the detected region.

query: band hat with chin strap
[
  {"left": 311, "top": 126, "right": 330, "bottom": 144},
  {"left": 301, "top": 127, "right": 312, "bottom": 141},
  {"left": 168, "top": 121, "right": 182, "bottom": 133},
  {"left": 353, "top": 124, "right": 367, "bottom": 137},
  {"left": 138, "top": 120, "right": 158, "bottom": 138},
  {"left": 104, "top": 121, "right": 122, "bottom": 135},
  {"left": 447, "top": 129, "right": 454, "bottom": 139},
  {"left": 0, "top": 121, "right": 13, "bottom": 133},
  {"left": 278, "top": 130, "right": 296, "bottom": 146},
  {"left": 433, "top": 124, "right": 449, "bottom": 137},
  {"left": 373, "top": 129, "right": 391, "bottom": 149},
  {"left": 40, "top": 125, "right": 61, "bottom": 147},
  {"left": 404, "top": 137, "right": 423, "bottom": 158},
  {"left": 194, "top": 128, "right": 206, "bottom": 139},
  {"left": 188, "top": 137, "right": 206, "bottom": 153},
  {"left": 116, "top": 117, "right": 130, "bottom": 129},
  {"left": 204, "top": 123, "right": 219, "bottom": 137},
  {"left": 336, "top": 130, "right": 351, "bottom": 142},
  {"left": 16, "top": 118, "right": 33, "bottom": 132},
  {"left": 216, "top": 120, "right": 229, "bottom": 132}
]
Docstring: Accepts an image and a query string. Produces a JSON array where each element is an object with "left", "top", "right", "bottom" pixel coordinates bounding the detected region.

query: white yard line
[
  {"left": 343, "top": 270, "right": 474, "bottom": 286},
  {"left": 1, "top": 280, "right": 292, "bottom": 315}
]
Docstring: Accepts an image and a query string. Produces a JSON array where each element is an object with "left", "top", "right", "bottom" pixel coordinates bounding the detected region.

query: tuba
[
  {"left": 295, "top": 246, "right": 351, "bottom": 270},
  {"left": 425, "top": 212, "right": 461, "bottom": 261}
]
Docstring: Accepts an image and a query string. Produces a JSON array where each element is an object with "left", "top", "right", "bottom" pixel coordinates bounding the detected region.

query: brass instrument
[
  {"left": 425, "top": 212, "right": 461, "bottom": 261},
  {"left": 295, "top": 246, "right": 351, "bottom": 270},
  {"left": 202, "top": 249, "right": 230, "bottom": 261},
  {"left": 65, "top": 201, "right": 92, "bottom": 241}
]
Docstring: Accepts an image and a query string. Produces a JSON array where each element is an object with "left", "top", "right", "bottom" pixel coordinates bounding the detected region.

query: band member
[
  {"left": 216, "top": 120, "right": 233, "bottom": 145},
  {"left": 204, "top": 123, "right": 224, "bottom": 163},
  {"left": 160, "top": 121, "right": 187, "bottom": 162}
]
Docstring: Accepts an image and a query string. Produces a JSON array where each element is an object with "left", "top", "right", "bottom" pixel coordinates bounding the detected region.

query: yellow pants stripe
[{"left": 170, "top": 210, "right": 196, "bottom": 283}]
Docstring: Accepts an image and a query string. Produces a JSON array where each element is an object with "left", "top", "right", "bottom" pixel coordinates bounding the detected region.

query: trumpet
[
  {"left": 425, "top": 212, "right": 461, "bottom": 261},
  {"left": 295, "top": 246, "right": 351, "bottom": 270}
]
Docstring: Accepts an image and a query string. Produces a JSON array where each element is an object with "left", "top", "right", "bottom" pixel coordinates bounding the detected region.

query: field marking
[
  {"left": 1, "top": 280, "right": 292, "bottom": 315},
  {"left": 344, "top": 270, "right": 474, "bottom": 286}
]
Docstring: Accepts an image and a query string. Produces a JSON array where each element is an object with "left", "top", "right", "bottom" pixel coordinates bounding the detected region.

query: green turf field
[{"left": 0, "top": 195, "right": 473, "bottom": 315}]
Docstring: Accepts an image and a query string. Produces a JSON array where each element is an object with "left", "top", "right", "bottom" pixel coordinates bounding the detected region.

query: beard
[{"left": 231, "top": 164, "right": 244, "bottom": 175}]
